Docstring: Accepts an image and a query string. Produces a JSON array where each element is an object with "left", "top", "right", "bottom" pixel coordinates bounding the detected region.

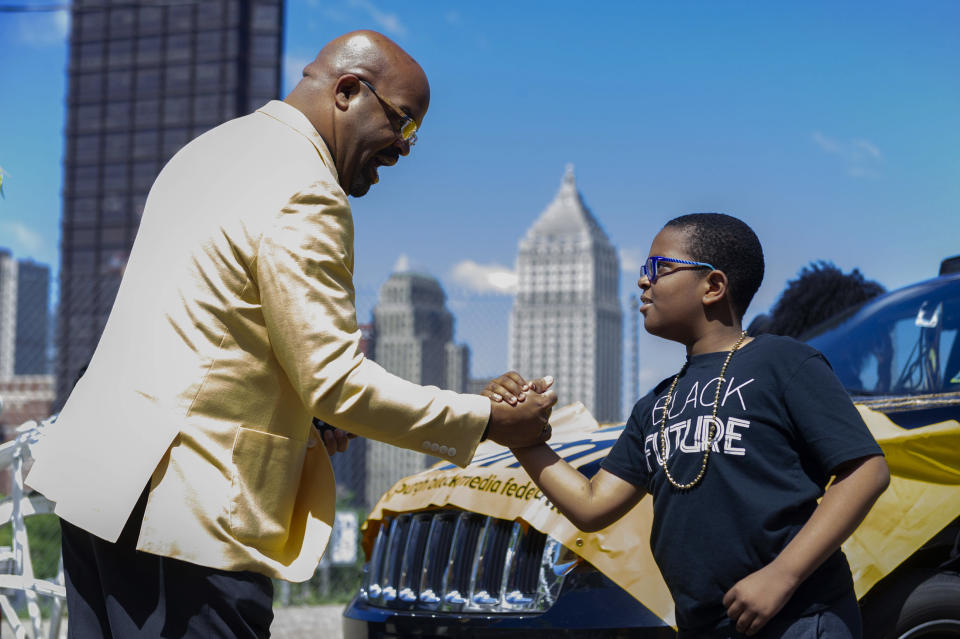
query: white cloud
[
  {"left": 812, "top": 131, "right": 883, "bottom": 178},
  {"left": 16, "top": 10, "right": 70, "bottom": 47},
  {"left": 450, "top": 260, "right": 517, "bottom": 295},
  {"left": 1, "top": 221, "right": 44, "bottom": 253},
  {"left": 283, "top": 53, "right": 312, "bottom": 94},
  {"left": 619, "top": 247, "right": 645, "bottom": 272},
  {"left": 348, "top": 0, "right": 408, "bottom": 37}
]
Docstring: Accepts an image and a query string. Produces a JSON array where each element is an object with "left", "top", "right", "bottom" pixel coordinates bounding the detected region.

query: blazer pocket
[{"left": 229, "top": 427, "right": 306, "bottom": 548}]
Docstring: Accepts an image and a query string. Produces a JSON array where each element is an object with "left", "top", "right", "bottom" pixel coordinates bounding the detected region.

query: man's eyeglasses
[
  {"left": 641, "top": 256, "right": 715, "bottom": 284},
  {"left": 358, "top": 79, "right": 418, "bottom": 146}
]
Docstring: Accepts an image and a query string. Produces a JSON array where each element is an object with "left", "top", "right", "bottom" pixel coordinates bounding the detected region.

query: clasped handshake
[{"left": 481, "top": 372, "right": 557, "bottom": 449}]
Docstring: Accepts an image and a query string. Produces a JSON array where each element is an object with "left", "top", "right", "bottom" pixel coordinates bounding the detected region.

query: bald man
[{"left": 27, "top": 31, "right": 556, "bottom": 638}]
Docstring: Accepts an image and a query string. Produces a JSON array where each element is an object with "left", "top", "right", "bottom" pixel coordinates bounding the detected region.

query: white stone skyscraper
[
  {"left": 363, "top": 271, "right": 471, "bottom": 507},
  {"left": 509, "top": 166, "right": 623, "bottom": 422}
]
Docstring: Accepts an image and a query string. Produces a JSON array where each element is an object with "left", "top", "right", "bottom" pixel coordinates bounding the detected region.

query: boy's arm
[
  {"left": 485, "top": 372, "right": 646, "bottom": 532},
  {"left": 723, "top": 454, "right": 890, "bottom": 636},
  {"left": 511, "top": 444, "right": 646, "bottom": 532}
]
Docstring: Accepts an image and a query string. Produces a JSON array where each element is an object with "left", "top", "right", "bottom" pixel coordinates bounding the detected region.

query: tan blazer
[{"left": 26, "top": 101, "right": 489, "bottom": 581}]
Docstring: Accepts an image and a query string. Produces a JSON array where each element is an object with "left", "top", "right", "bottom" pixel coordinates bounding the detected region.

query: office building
[
  {"left": 509, "top": 166, "right": 623, "bottom": 422},
  {"left": 0, "top": 251, "right": 16, "bottom": 378},
  {"left": 362, "top": 271, "right": 471, "bottom": 508},
  {"left": 14, "top": 261, "right": 51, "bottom": 375},
  {"left": 57, "top": 0, "right": 284, "bottom": 403}
]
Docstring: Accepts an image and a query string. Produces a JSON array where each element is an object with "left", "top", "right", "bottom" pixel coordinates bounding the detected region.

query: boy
[{"left": 487, "top": 213, "right": 889, "bottom": 638}]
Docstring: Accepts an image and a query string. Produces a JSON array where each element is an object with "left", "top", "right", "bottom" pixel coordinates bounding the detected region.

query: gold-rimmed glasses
[{"left": 358, "top": 79, "right": 419, "bottom": 146}]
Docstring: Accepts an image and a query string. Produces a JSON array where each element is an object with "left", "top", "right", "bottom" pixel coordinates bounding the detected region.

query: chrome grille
[{"left": 361, "top": 509, "right": 573, "bottom": 613}]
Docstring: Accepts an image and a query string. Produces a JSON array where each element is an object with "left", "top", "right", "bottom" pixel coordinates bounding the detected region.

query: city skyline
[{"left": 2, "top": 1, "right": 958, "bottom": 396}]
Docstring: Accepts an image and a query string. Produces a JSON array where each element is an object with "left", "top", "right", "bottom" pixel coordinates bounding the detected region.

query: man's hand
[
  {"left": 483, "top": 372, "right": 557, "bottom": 448},
  {"left": 321, "top": 427, "right": 355, "bottom": 456},
  {"left": 313, "top": 418, "right": 356, "bottom": 456},
  {"left": 722, "top": 563, "right": 799, "bottom": 635}
]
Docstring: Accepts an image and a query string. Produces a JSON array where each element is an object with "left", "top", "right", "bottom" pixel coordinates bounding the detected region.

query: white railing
[{"left": 0, "top": 418, "right": 65, "bottom": 639}]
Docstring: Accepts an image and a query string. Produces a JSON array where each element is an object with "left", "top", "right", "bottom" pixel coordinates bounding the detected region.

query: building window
[
  {"left": 196, "top": 31, "right": 223, "bottom": 62},
  {"left": 137, "top": 36, "right": 162, "bottom": 66},
  {"left": 163, "top": 97, "right": 189, "bottom": 126},
  {"left": 101, "top": 195, "right": 128, "bottom": 225},
  {"left": 106, "top": 69, "right": 133, "bottom": 99},
  {"left": 195, "top": 63, "right": 220, "bottom": 89},
  {"left": 108, "top": 8, "right": 136, "bottom": 38},
  {"left": 165, "top": 64, "right": 191, "bottom": 94},
  {"left": 251, "top": 34, "right": 278, "bottom": 63},
  {"left": 67, "top": 228, "right": 96, "bottom": 249},
  {"left": 135, "top": 68, "right": 161, "bottom": 98},
  {"left": 108, "top": 39, "right": 134, "bottom": 69},
  {"left": 192, "top": 95, "right": 220, "bottom": 124},
  {"left": 166, "top": 34, "right": 190, "bottom": 64},
  {"left": 73, "top": 135, "right": 100, "bottom": 163},
  {"left": 103, "top": 165, "right": 128, "bottom": 194},
  {"left": 76, "top": 73, "right": 102, "bottom": 101},
  {"left": 162, "top": 127, "right": 189, "bottom": 158},
  {"left": 78, "top": 41, "right": 104, "bottom": 71},
  {"left": 134, "top": 99, "right": 161, "bottom": 129},
  {"left": 79, "top": 11, "right": 105, "bottom": 38},
  {"left": 197, "top": 2, "right": 224, "bottom": 29},
  {"left": 104, "top": 101, "right": 132, "bottom": 131},
  {"left": 75, "top": 103, "right": 101, "bottom": 133},
  {"left": 132, "top": 130, "right": 158, "bottom": 160},
  {"left": 104, "top": 133, "right": 129, "bottom": 161},
  {"left": 168, "top": 5, "right": 194, "bottom": 31},
  {"left": 73, "top": 166, "right": 100, "bottom": 196},
  {"left": 132, "top": 161, "right": 157, "bottom": 191},
  {"left": 252, "top": 4, "right": 280, "bottom": 32},
  {"left": 69, "top": 198, "right": 99, "bottom": 225},
  {"left": 138, "top": 6, "right": 164, "bottom": 36}
]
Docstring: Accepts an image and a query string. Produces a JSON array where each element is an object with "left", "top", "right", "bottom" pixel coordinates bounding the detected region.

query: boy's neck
[{"left": 686, "top": 324, "right": 749, "bottom": 356}]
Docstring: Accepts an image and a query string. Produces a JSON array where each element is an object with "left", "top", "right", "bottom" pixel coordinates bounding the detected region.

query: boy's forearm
[
  {"left": 511, "top": 444, "right": 628, "bottom": 532},
  {"left": 511, "top": 444, "right": 594, "bottom": 525},
  {"left": 768, "top": 455, "right": 890, "bottom": 586}
]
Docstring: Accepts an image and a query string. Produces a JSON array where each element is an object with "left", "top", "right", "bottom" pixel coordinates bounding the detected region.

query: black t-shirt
[{"left": 601, "top": 334, "right": 883, "bottom": 632}]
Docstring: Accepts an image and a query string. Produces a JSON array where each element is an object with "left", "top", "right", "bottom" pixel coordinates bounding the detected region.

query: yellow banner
[{"left": 365, "top": 402, "right": 960, "bottom": 628}]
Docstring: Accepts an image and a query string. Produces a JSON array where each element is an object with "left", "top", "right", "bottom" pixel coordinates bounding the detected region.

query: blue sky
[{"left": 1, "top": 1, "right": 958, "bottom": 414}]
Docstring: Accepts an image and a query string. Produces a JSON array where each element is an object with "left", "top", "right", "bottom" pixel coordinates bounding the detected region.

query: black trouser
[{"left": 60, "top": 486, "right": 274, "bottom": 638}]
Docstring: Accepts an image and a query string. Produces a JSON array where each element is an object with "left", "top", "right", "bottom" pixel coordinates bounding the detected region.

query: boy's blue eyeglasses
[{"left": 642, "top": 256, "right": 715, "bottom": 284}]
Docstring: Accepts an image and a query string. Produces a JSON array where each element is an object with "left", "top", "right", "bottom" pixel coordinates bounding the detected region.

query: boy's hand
[
  {"left": 722, "top": 564, "right": 799, "bottom": 636},
  {"left": 483, "top": 372, "right": 555, "bottom": 405}
]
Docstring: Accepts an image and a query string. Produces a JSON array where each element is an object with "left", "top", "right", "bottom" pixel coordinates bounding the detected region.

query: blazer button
[
  {"left": 423, "top": 440, "right": 432, "bottom": 450},
  {"left": 439, "top": 445, "right": 449, "bottom": 455},
  {"left": 307, "top": 438, "right": 318, "bottom": 448},
  {"left": 448, "top": 447, "right": 456, "bottom": 457},
  {"left": 430, "top": 443, "right": 440, "bottom": 453}
]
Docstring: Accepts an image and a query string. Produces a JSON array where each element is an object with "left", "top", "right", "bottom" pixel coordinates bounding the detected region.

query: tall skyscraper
[
  {"left": 509, "top": 166, "right": 623, "bottom": 422},
  {"left": 14, "top": 261, "right": 51, "bottom": 375},
  {"left": 0, "top": 251, "right": 51, "bottom": 378},
  {"left": 363, "top": 271, "right": 471, "bottom": 507},
  {"left": 0, "top": 250, "right": 16, "bottom": 378},
  {"left": 57, "top": 0, "right": 284, "bottom": 403}
]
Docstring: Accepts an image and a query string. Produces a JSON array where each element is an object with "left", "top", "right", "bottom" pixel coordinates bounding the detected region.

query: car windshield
[{"left": 805, "top": 275, "right": 960, "bottom": 397}]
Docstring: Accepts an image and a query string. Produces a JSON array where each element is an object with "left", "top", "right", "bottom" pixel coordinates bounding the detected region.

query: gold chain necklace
[{"left": 658, "top": 331, "right": 748, "bottom": 490}]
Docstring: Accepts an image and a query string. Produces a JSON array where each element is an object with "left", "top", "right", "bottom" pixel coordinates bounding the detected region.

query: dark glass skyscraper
[{"left": 57, "top": 0, "right": 284, "bottom": 403}]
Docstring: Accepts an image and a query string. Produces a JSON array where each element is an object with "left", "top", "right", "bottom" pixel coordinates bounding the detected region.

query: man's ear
[
  {"left": 333, "top": 74, "right": 361, "bottom": 112},
  {"left": 702, "top": 270, "right": 729, "bottom": 308}
]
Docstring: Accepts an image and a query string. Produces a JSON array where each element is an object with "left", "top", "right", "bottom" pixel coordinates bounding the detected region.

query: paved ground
[
  {"left": 1, "top": 604, "right": 346, "bottom": 638},
  {"left": 272, "top": 604, "right": 346, "bottom": 639}
]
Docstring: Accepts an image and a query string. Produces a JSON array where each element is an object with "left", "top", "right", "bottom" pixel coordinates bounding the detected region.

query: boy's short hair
[{"left": 664, "top": 213, "right": 764, "bottom": 319}]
